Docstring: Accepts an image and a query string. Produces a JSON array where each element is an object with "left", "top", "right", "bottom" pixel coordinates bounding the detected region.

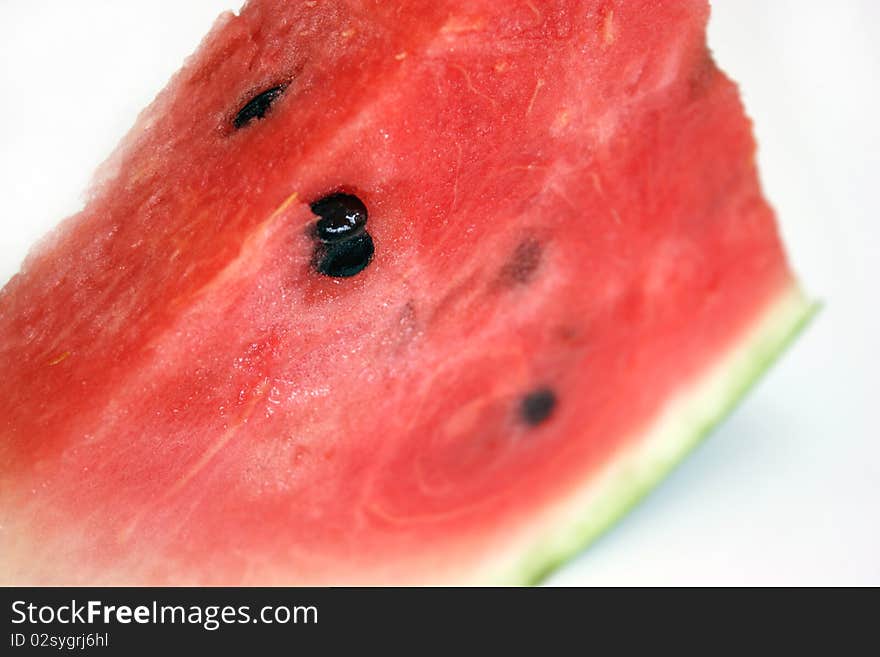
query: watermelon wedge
[{"left": 0, "top": 0, "right": 813, "bottom": 585}]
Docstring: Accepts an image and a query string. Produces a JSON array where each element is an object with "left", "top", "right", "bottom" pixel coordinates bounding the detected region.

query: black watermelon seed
[
  {"left": 520, "top": 388, "right": 557, "bottom": 426},
  {"left": 311, "top": 193, "right": 368, "bottom": 243},
  {"left": 234, "top": 84, "right": 287, "bottom": 130},
  {"left": 316, "top": 232, "right": 375, "bottom": 278}
]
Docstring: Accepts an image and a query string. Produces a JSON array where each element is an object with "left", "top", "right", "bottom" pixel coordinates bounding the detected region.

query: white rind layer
[{"left": 470, "top": 283, "right": 816, "bottom": 585}]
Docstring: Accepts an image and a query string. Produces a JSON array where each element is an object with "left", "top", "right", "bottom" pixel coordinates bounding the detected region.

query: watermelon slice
[{"left": 0, "top": 0, "right": 813, "bottom": 585}]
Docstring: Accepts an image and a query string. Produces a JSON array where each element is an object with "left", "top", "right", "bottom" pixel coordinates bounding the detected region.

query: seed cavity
[
  {"left": 234, "top": 84, "right": 287, "bottom": 130},
  {"left": 520, "top": 388, "right": 557, "bottom": 426},
  {"left": 499, "top": 238, "right": 543, "bottom": 287},
  {"left": 311, "top": 193, "right": 368, "bottom": 243},
  {"left": 398, "top": 300, "right": 418, "bottom": 341}
]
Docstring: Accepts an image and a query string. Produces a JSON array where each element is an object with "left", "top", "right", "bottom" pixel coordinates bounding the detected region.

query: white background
[{"left": 0, "top": 1, "right": 877, "bottom": 585}]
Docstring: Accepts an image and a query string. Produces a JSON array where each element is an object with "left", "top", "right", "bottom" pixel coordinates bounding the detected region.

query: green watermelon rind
[{"left": 483, "top": 286, "right": 817, "bottom": 585}]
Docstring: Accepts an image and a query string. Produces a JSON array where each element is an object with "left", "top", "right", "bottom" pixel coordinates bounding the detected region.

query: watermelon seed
[
  {"left": 315, "top": 232, "right": 375, "bottom": 278},
  {"left": 233, "top": 84, "right": 287, "bottom": 129},
  {"left": 311, "top": 193, "right": 368, "bottom": 243},
  {"left": 520, "top": 388, "right": 557, "bottom": 426}
]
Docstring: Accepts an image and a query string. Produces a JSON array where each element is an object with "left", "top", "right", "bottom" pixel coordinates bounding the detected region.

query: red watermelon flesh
[{"left": 0, "top": 0, "right": 812, "bottom": 585}]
